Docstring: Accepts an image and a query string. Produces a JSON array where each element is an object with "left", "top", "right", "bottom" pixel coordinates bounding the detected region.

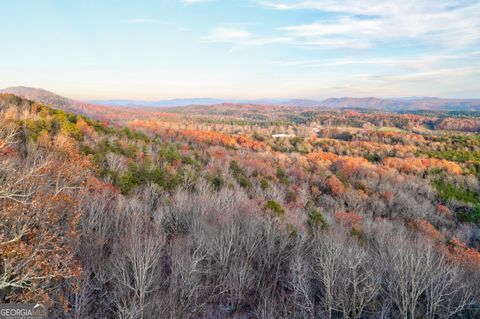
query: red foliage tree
[
  {"left": 328, "top": 175, "right": 347, "bottom": 196},
  {"left": 334, "top": 211, "right": 363, "bottom": 230}
]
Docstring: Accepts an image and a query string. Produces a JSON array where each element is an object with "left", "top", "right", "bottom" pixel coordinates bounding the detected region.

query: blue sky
[{"left": 0, "top": 0, "right": 479, "bottom": 100}]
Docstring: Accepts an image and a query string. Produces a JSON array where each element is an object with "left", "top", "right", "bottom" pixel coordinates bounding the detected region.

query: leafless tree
[
  {"left": 111, "top": 209, "right": 165, "bottom": 319},
  {"left": 331, "top": 243, "right": 380, "bottom": 319},
  {"left": 310, "top": 233, "right": 344, "bottom": 318},
  {"left": 423, "top": 258, "right": 474, "bottom": 319},
  {"left": 157, "top": 240, "right": 214, "bottom": 319},
  {"left": 289, "top": 252, "right": 315, "bottom": 319}
]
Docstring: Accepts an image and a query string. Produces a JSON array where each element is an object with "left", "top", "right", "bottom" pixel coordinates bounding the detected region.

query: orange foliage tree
[
  {"left": 1, "top": 120, "right": 91, "bottom": 306},
  {"left": 383, "top": 157, "right": 462, "bottom": 175},
  {"left": 328, "top": 175, "right": 347, "bottom": 196}
]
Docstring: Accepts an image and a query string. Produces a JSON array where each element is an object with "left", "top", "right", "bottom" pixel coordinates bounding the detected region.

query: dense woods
[{"left": 1, "top": 93, "right": 480, "bottom": 318}]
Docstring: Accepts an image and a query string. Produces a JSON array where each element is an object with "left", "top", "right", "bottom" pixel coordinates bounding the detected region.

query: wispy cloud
[
  {"left": 181, "top": 0, "right": 214, "bottom": 5},
  {"left": 120, "top": 18, "right": 156, "bottom": 24},
  {"left": 201, "top": 27, "right": 292, "bottom": 48},
  {"left": 118, "top": 18, "right": 190, "bottom": 31},
  {"left": 262, "top": 0, "right": 480, "bottom": 48},
  {"left": 271, "top": 52, "right": 480, "bottom": 71},
  {"left": 202, "top": 27, "right": 252, "bottom": 42},
  {"left": 350, "top": 67, "right": 479, "bottom": 84}
]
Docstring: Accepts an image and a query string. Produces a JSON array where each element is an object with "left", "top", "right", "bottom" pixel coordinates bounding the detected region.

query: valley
[{"left": 1, "top": 89, "right": 480, "bottom": 318}]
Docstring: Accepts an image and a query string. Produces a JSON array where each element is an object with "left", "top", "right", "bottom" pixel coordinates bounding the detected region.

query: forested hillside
[{"left": 1, "top": 93, "right": 480, "bottom": 318}]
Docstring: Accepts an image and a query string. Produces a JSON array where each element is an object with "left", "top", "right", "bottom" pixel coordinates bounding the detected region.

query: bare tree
[
  {"left": 423, "top": 258, "right": 474, "bottom": 319},
  {"left": 159, "top": 240, "right": 213, "bottom": 319},
  {"left": 111, "top": 209, "right": 164, "bottom": 319},
  {"left": 289, "top": 252, "right": 315, "bottom": 319},
  {"left": 311, "top": 233, "right": 344, "bottom": 318},
  {"left": 331, "top": 244, "right": 380, "bottom": 319}
]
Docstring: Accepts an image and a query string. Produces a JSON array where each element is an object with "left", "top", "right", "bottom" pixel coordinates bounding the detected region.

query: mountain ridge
[{"left": 2, "top": 86, "right": 480, "bottom": 111}]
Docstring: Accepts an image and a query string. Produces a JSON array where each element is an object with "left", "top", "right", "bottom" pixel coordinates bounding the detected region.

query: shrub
[
  {"left": 457, "top": 206, "right": 480, "bottom": 223},
  {"left": 260, "top": 178, "right": 269, "bottom": 190},
  {"left": 433, "top": 179, "right": 478, "bottom": 203},
  {"left": 230, "top": 160, "right": 251, "bottom": 189},
  {"left": 276, "top": 168, "right": 289, "bottom": 185},
  {"left": 307, "top": 210, "right": 329, "bottom": 232},
  {"left": 212, "top": 175, "right": 224, "bottom": 191},
  {"left": 265, "top": 200, "right": 285, "bottom": 216},
  {"left": 119, "top": 171, "right": 139, "bottom": 194},
  {"left": 350, "top": 227, "right": 364, "bottom": 241},
  {"left": 160, "top": 145, "right": 181, "bottom": 163}
]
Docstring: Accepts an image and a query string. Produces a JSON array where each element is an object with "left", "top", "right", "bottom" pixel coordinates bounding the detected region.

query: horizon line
[{"left": 2, "top": 86, "right": 480, "bottom": 102}]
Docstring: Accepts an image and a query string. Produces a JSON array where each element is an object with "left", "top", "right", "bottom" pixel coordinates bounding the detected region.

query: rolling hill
[{"left": 2, "top": 86, "right": 480, "bottom": 114}]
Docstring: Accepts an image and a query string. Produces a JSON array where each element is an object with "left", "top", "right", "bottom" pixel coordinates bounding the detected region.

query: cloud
[
  {"left": 280, "top": 17, "right": 381, "bottom": 48},
  {"left": 120, "top": 18, "right": 156, "bottom": 24},
  {"left": 118, "top": 18, "right": 190, "bottom": 31},
  {"left": 271, "top": 52, "right": 480, "bottom": 71},
  {"left": 260, "top": 0, "right": 475, "bottom": 16},
  {"left": 199, "top": 1, "right": 479, "bottom": 51},
  {"left": 201, "top": 27, "right": 292, "bottom": 48},
  {"left": 181, "top": 0, "right": 214, "bottom": 4},
  {"left": 262, "top": 0, "right": 480, "bottom": 48},
  {"left": 349, "top": 67, "right": 479, "bottom": 86},
  {"left": 268, "top": 51, "right": 480, "bottom": 97},
  {"left": 202, "top": 27, "right": 252, "bottom": 42}
]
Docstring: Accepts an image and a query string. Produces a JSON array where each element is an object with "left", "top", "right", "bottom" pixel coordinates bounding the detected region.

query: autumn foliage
[{"left": 1, "top": 93, "right": 480, "bottom": 318}]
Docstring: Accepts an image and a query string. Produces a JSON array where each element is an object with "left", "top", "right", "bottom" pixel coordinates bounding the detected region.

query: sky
[{"left": 0, "top": 0, "right": 479, "bottom": 100}]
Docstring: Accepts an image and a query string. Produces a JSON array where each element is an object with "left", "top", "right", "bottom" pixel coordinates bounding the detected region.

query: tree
[
  {"left": 111, "top": 209, "right": 165, "bottom": 319},
  {"left": 1, "top": 113, "right": 88, "bottom": 306},
  {"left": 328, "top": 175, "right": 347, "bottom": 196}
]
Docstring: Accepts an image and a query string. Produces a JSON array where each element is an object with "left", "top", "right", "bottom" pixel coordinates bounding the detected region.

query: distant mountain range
[
  {"left": 2, "top": 86, "right": 480, "bottom": 111},
  {"left": 91, "top": 95, "right": 480, "bottom": 111},
  {"left": 90, "top": 98, "right": 232, "bottom": 108}
]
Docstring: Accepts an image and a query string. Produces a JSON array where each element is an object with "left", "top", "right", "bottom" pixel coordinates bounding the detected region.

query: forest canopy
[{"left": 1, "top": 93, "right": 480, "bottom": 318}]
